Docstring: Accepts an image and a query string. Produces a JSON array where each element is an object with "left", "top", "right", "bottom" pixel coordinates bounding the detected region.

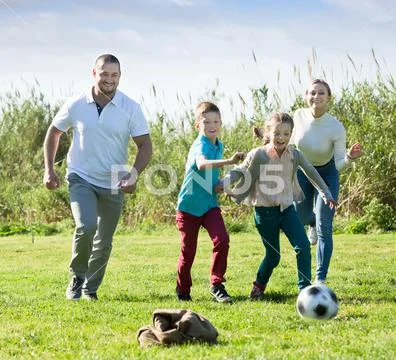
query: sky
[{"left": 1, "top": 0, "right": 395, "bottom": 123}]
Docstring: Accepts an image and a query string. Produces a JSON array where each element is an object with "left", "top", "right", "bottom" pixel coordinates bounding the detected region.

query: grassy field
[{"left": 0, "top": 230, "right": 395, "bottom": 359}]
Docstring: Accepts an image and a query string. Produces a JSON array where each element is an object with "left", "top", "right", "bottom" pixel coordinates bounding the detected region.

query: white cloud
[
  {"left": 1, "top": 1, "right": 395, "bottom": 123},
  {"left": 168, "top": 0, "right": 194, "bottom": 6},
  {"left": 162, "top": 45, "right": 192, "bottom": 57},
  {"left": 164, "top": 0, "right": 213, "bottom": 6},
  {"left": 324, "top": 0, "right": 394, "bottom": 22},
  {"left": 108, "top": 29, "right": 145, "bottom": 47}
]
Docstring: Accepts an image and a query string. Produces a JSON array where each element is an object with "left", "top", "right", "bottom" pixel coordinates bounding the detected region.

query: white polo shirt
[{"left": 52, "top": 88, "right": 149, "bottom": 189}]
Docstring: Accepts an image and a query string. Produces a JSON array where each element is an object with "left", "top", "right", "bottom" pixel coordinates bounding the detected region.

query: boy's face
[
  {"left": 197, "top": 112, "right": 222, "bottom": 142},
  {"left": 269, "top": 122, "right": 292, "bottom": 153}
]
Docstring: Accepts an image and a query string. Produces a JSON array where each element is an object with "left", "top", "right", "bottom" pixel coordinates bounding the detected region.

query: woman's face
[{"left": 306, "top": 83, "right": 331, "bottom": 114}]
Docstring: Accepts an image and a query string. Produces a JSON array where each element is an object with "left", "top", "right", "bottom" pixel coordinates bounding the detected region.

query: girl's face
[
  {"left": 306, "top": 83, "right": 330, "bottom": 114},
  {"left": 197, "top": 112, "right": 222, "bottom": 143},
  {"left": 269, "top": 122, "right": 292, "bottom": 154}
]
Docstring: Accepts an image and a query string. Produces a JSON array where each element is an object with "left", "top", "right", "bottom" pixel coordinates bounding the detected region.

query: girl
[
  {"left": 224, "top": 112, "right": 336, "bottom": 299},
  {"left": 291, "top": 79, "right": 362, "bottom": 284}
]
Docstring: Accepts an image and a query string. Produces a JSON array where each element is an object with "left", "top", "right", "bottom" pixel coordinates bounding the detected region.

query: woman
[{"left": 291, "top": 79, "right": 362, "bottom": 285}]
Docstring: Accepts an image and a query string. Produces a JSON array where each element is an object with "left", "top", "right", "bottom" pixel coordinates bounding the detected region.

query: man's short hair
[{"left": 95, "top": 54, "right": 121, "bottom": 71}]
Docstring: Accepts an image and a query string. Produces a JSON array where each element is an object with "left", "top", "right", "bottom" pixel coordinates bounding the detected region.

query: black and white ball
[{"left": 296, "top": 284, "right": 338, "bottom": 320}]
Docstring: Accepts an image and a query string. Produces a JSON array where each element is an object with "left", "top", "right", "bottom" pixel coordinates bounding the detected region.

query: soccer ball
[{"left": 296, "top": 284, "right": 338, "bottom": 320}]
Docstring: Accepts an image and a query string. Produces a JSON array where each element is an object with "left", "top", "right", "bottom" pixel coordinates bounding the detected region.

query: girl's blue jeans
[
  {"left": 295, "top": 158, "right": 339, "bottom": 281},
  {"left": 254, "top": 205, "right": 311, "bottom": 290}
]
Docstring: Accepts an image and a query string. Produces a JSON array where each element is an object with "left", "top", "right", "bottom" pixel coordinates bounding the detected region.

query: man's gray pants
[{"left": 67, "top": 173, "right": 124, "bottom": 294}]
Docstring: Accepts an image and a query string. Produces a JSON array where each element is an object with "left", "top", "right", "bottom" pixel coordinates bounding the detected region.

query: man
[{"left": 43, "top": 54, "right": 152, "bottom": 301}]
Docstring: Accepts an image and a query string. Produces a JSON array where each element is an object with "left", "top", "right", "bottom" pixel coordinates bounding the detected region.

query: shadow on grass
[
  {"left": 338, "top": 295, "right": 394, "bottom": 304},
  {"left": 110, "top": 293, "right": 177, "bottom": 302},
  {"left": 264, "top": 292, "right": 296, "bottom": 303},
  {"left": 336, "top": 312, "right": 369, "bottom": 320},
  {"left": 231, "top": 292, "right": 296, "bottom": 303},
  {"left": 140, "top": 339, "right": 229, "bottom": 350}
]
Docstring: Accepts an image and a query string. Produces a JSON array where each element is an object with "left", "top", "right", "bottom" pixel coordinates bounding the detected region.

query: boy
[{"left": 175, "top": 101, "right": 244, "bottom": 303}]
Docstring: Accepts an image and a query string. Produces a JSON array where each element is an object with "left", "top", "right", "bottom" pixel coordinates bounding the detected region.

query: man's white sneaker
[
  {"left": 308, "top": 225, "right": 318, "bottom": 246},
  {"left": 315, "top": 279, "right": 326, "bottom": 286}
]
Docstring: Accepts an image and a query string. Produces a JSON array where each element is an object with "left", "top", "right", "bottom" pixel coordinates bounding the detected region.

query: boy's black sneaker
[
  {"left": 176, "top": 287, "right": 192, "bottom": 301},
  {"left": 210, "top": 283, "right": 232, "bottom": 303},
  {"left": 82, "top": 292, "right": 98, "bottom": 301},
  {"left": 65, "top": 275, "right": 84, "bottom": 300}
]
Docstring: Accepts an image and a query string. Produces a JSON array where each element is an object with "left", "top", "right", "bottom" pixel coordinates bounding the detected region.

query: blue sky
[{"left": 1, "top": 0, "right": 395, "bottom": 121}]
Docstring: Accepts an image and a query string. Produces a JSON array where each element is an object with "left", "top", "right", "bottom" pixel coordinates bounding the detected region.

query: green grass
[{"left": 0, "top": 231, "right": 395, "bottom": 359}]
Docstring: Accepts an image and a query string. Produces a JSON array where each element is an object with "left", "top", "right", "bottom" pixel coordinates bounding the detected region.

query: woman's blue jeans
[
  {"left": 295, "top": 158, "right": 339, "bottom": 281},
  {"left": 254, "top": 205, "right": 311, "bottom": 290}
]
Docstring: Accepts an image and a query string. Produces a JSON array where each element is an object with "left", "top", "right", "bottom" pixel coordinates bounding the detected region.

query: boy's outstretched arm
[{"left": 196, "top": 152, "right": 244, "bottom": 171}]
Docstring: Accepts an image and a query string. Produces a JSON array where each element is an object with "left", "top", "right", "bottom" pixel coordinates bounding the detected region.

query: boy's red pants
[{"left": 176, "top": 207, "right": 230, "bottom": 294}]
